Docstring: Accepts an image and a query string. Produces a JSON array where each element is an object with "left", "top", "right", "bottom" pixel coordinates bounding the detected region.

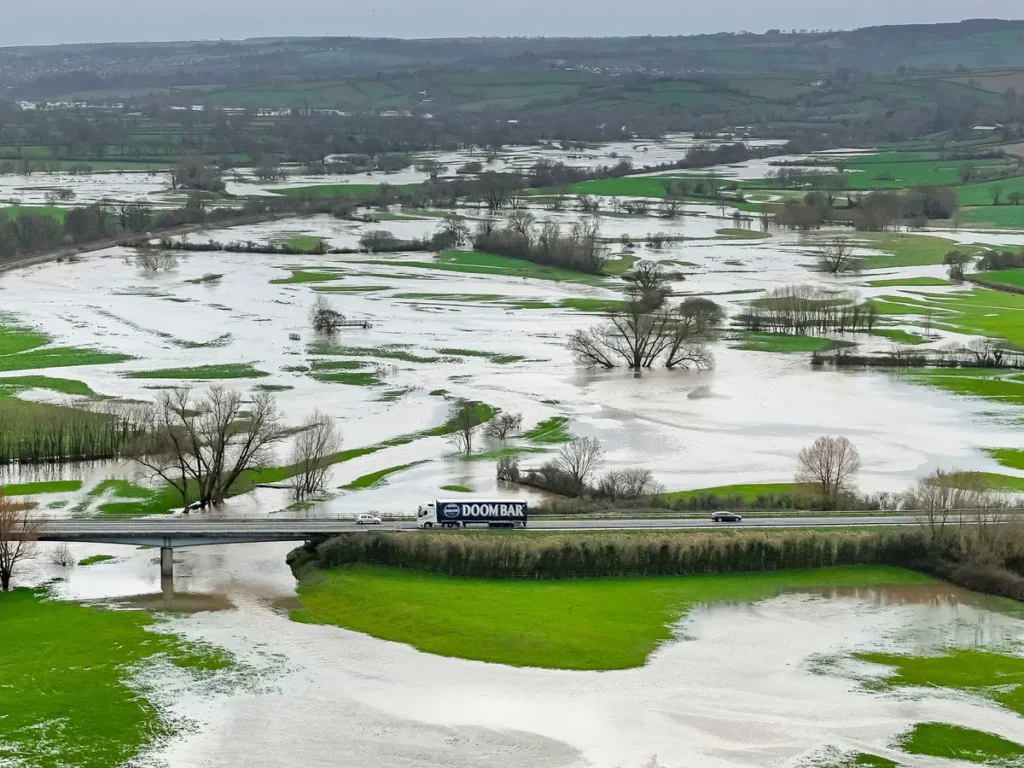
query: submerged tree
[
  {"left": 795, "top": 436, "right": 861, "bottom": 511},
  {"left": 133, "top": 387, "right": 285, "bottom": 509},
  {"left": 310, "top": 294, "right": 346, "bottom": 334},
  {"left": 0, "top": 494, "right": 40, "bottom": 591},
  {"left": 486, "top": 412, "right": 523, "bottom": 441},
  {"left": 817, "top": 236, "right": 859, "bottom": 273},
  {"left": 290, "top": 410, "right": 342, "bottom": 501},
  {"left": 569, "top": 294, "right": 723, "bottom": 371},
  {"left": 447, "top": 399, "right": 480, "bottom": 457}
]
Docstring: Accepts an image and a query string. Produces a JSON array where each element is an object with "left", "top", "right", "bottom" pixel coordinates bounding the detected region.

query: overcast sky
[{"left": 2, "top": 1, "right": 1022, "bottom": 47}]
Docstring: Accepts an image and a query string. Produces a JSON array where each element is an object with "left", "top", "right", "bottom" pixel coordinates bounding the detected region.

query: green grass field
[
  {"left": 365, "top": 250, "right": 610, "bottom": 285},
  {"left": 291, "top": 564, "right": 932, "bottom": 669},
  {"left": 1, "top": 480, "right": 83, "bottom": 495},
  {"left": 866, "top": 277, "right": 949, "bottom": 287},
  {"left": 857, "top": 647, "right": 1024, "bottom": 717},
  {"left": 868, "top": 328, "right": 927, "bottom": 345},
  {"left": 0, "top": 589, "right": 231, "bottom": 768},
  {"left": 523, "top": 416, "right": 572, "bottom": 444},
  {"left": 0, "top": 205, "right": 68, "bottom": 222},
  {"left": 971, "top": 268, "right": 1024, "bottom": 288},
  {"left": 0, "top": 376, "right": 96, "bottom": 397},
  {"left": 124, "top": 363, "right": 269, "bottom": 380},
  {"left": 662, "top": 482, "right": 804, "bottom": 503},
  {"left": 858, "top": 233, "right": 966, "bottom": 269},
  {"left": 732, "top": 332, "right": 846, "bottom": 353},
  {"left": 270, "top": 269, "right": 341, "bottom": 284},
  {"left": 78, "top": 554, "right": 116, "bottom": 566},
  {"left": 342, "top": 461, "right": 427, "bottom": 490},
  {"left": 896, "top": 723, "right": 1024, "bottom": 765}
]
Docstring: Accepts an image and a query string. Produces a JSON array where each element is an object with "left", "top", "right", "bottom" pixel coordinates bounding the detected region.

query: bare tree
[
  {"left": 133, "top": 387, "right": 285, "bottom": 509},
  {"left": 548, "top": 187, "right": 569, "bottom": 211},
  {"left": 416, "top": 160, "right": 448, "bottom": 181},
  {"left": 436, "top": 213, "right": 470, "bottom": 248},
  {"left": 447, "top": 399, "right": 479, "bottom": 456},
  {"left": 598, "top": 467, "right": 663, "bottom": 499},
  {"left": 558, "top": 437, "right": 605, "bottom": 494},
  {"left": 903, "top": 469, "right": 985, "bottom": 539},
  {"left": 310, "top": 294, "right": 346, "bottom": 334},
  {"left": 0, "top": 495, "right": 41, "bottom": 591},
  {"left": 135, "top": 251, "right": 178, "bottom": 272},
  {"left": 289, "top": 410, "right": 342, "bottom": 501},
  {"left": 817, "top": 237, "right": 859, "bottom": 273},
  {"left": 795, "top": 436, "right": 862, "bottom": 510},
  {"left": 507, "top": 210, "right": 535, "bottom": 241},
  {"left": 486, "top": 412, "right": 523, "bottom": 441},
  {"left": 49, "top": 542, "right": 75, "bottom": 568}
]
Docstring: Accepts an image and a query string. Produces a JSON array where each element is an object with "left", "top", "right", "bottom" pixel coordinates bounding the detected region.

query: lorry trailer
[{"left": 416, "top": 499, "right": 528, "bottom": 528}]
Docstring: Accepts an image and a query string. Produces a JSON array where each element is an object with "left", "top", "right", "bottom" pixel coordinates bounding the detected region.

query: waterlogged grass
[
  {"left": 0, "top": 347, "right": 130, "bottom": 373},
  {"left": 78, "top": 554, "right": 115, "bottom": 566},
  {"left": 0, "top": 320, "right": 52, "bottom": 356},
  {"left": 716, "top": 227, "right": 770, "bottom": 239},
  {"left": 89, "top": 479, "right": 190, "bottom": 517},
  {"left": 0, "top": 205, "right": 67, "bottom": 222},
  {"left": 440, "top": 485, "right": 472, "bottom": 493},
  {"left": 867, "top": 276, "right": 950, "bottom": 287},
  {"left": 291, "top": 564, "right": 932, "bottom": 670},
  {"left": 896, "top": 723, "right": 1024, "bottom": 765},
  {"left": 868, "top": 328, "right": 927, "bottom": 345},
  {"left": 873, "top": 287, "right": 1024, "bottom": 347},
  {"left": 857, "top": 648, "right": 1024, "bottom": 717},
  {"left": 858, "top": 233, "right": 970, "bottom": 269},
  {"left": 270, "top": 269, "right": 340, "bottom": 285},
  {"left": 524, "top": 416, "right": 572, "bottom": 444},
  {"left": 342, "top": 461, "right": 427, "bottom": 490},
  {"left": 437, "top": 348, "right": 526, "bottom": 364},
  {"left": 462, "top": 445, "right": 549, "bottom": 462},
  {"left": 283, "top": 235, "right": 327, "bottom": 252},
  {"left": 310, "top": 342, "right": 443, "bottom": 364},
  {"left": 0, "top": 376, "right": 96, "bottom": 396},
  {"left": 733, "top": 332, "right": 846, "bottom": 353},
  {"left": 972, "top": 268, "right": 1024, "bottom": 289},
  {"left": 906, "top": 368, "right": 1024, "bottom": 407},
  {"left": 1, "top": 480, "right": 83, "bottom": 495},
  {"left": 0, "top": 589, "right": 231, "bottom": 768},
  {"left": 274, "top": 182, "right": 419, "bottom": 198},
  {"left": 367, "top": 250, "right": 609, "bottom": 285},
  {"left": 662, "top": 482, "right": 804, "bottom": 503},
  {"left": 602, "top": 254, "right": 639, "bottom": 276},
  {"left": 124, "top": 363, "right": 269, "bottom": 380}
]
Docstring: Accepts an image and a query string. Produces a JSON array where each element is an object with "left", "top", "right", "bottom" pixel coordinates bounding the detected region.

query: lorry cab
[{"left": 416, "top": 502, "right": 439, "bottom": 528}]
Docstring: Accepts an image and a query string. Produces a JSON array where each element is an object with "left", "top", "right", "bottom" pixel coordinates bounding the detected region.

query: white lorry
[{"left": 416, "top": 499, "right": 528, "bottom": 529}]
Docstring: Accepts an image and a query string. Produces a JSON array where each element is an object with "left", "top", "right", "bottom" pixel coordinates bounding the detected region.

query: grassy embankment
[
  {"left": 661, "top": 482, "right": 805, "bottom": 503},
  {"left": 78, "top": 554, "right": 115, "bottom": 566},
  {"left": 0, "top": 589, "right": 231, "bottom": 768},
  {"left": 291, "top": 562, "right": 928, "bottom": 670}
]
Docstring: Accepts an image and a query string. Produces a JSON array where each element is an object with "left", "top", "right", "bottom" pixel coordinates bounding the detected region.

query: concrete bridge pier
[{"left": 160, "top": 547, "right": 174, "bottom": 580}]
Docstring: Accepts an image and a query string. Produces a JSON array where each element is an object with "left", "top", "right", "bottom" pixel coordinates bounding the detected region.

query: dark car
[{"left": 711, "top": 511, "right": 743, "bottom": 523}]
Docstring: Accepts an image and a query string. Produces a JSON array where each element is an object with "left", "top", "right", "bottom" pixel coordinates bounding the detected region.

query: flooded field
[
  {"left": 2, "top": 193, "right": 1023, "bottom": 515},
  {"left": 16, "top": 541, "right": 1024, "bottom": 768}
]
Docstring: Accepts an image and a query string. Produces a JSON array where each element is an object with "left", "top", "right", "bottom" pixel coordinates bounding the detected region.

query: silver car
[{"left": 356, "top": 513, "right": 382, "bottom": 525}]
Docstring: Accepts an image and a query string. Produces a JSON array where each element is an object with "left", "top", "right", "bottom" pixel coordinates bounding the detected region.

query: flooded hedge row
[{"left": 291, "top": 530, "right": 928, "bottom": 580}]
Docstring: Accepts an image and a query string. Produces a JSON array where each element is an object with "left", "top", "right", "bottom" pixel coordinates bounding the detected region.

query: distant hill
[{"left": 5, "top": 20, "right": 1024, "bottom": 99}]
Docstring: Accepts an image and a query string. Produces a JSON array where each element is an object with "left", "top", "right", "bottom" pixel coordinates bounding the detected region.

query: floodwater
[
  {"left": 16, "top": 541, "right": 1024, "bottom": 768},
  {"left": 2, "top": 200, "right": 1022, "bottom": 514}
]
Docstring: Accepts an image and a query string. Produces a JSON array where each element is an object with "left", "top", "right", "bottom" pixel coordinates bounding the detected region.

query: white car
[{"left": 356, "top": 513, "right": 382, "bottom": 525}]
